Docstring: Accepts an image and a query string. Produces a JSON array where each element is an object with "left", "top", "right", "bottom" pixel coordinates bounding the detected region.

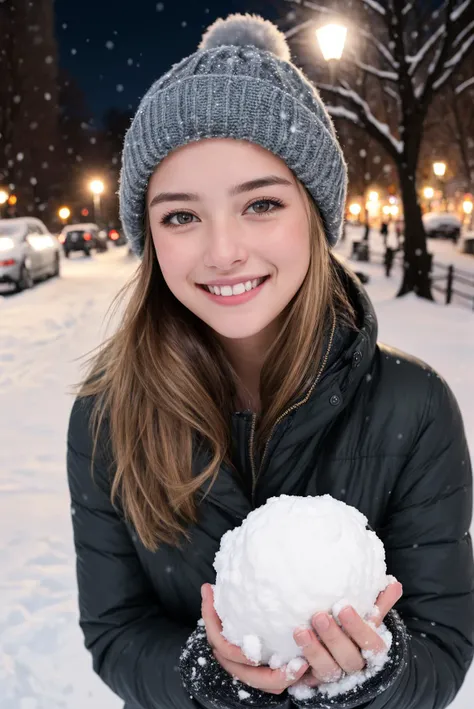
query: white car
[
  {"left": 422, "top": 212, "right": 462, "bottom": 242},
  {"left": 0, "top": 217, "right": 61, "bottom": 292}
]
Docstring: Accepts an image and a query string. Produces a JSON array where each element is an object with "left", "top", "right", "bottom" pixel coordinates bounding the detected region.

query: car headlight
[{"left": 0, "top": 237, "right": 15, "bottom": 251}]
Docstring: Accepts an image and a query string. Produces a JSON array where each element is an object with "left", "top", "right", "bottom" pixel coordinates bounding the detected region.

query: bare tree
[{"left": 284, "top": 0, "right": 474, "bottom": 299}]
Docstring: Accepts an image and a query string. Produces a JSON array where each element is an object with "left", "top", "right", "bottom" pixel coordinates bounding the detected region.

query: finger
[
  {"left": 200, "top": 585, "right": 253, "bottom": 665},
  {"left": 338, "top": 607, "right": 387, "bottom": 654},
  {"left": 312, "top": 613, "right": 365, "bottom": 675},
  {"left": 373, "top": 582, "right": 403, "bottom": 626},
  {"left": 294, "top": 627, "right": 342, "bottom": 684},
  {"left": 214, "top": 650, "right": 308, "bottom": 694}
]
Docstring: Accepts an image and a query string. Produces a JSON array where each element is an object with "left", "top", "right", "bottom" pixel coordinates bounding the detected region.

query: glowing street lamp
[
  {"left": 0, "top": 189, "right": 8, "bottom": 218},
  {"left": 433, "top": 162, "right": 447, "bottom": 178},
  {"left": 463, "top": 199, "right": 473, "bottom": 215},
  {"left": 349, "top": 203, "right": 361, "bottom": 216},
  {"left": 316, "top": 23, "right": 347, "bottom": 83},
  {"left": 316, "top": 23, "right": 348, "bottom": 61},
  {"left": 368, "top": 190, "right": 379, "bottom": 203},
  {"left": 423, "top": 187, "right": 434, "bottom": 200},
  {"left": 58, "top": 206, "right": 71, "bottom": 222},
  {"left": 89, "top": 179, "right": 105, "bottom": 224}
]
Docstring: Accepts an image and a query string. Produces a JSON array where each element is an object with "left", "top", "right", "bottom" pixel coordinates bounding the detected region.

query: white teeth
[
  {"left": 232, "top": 283, "right": 246, "bottom": 295},
  {"left": 204, "top": 277, "right": 267, "bottom": 296}
]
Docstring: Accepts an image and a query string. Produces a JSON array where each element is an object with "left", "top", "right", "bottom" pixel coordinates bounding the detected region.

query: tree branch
[
  {"left": 350, "top": 57, "right": 399, "bottom": 81},
  {"left": 318, "top": 83, "right": 403, "bottom": 158},
  {"left": 327, "top": 105, "right": 362, "bottom": 126},
  {"left": 406, "top": 24, "right": 445, "bottom": 76},
  {"left": 361, "top": 0, "right": 386, "bottom": 16},
  {"left": 455, "top": 76, "right": 474, "bottom": 94}
]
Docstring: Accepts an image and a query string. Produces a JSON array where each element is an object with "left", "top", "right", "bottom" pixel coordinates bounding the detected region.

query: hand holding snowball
[
  {"left": 201, "top": 584, "right": 309, "bottom": 695},
  {"left": 295, "top": 580, "right": 403, "bottom": 688}
]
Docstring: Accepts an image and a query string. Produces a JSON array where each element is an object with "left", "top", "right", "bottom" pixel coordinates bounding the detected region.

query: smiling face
[{"left": 147, "top": 139, "right": 311, "bottom": 341}]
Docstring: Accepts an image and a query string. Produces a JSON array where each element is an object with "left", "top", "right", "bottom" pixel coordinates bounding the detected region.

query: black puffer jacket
[{"left": 67, "top": 269, "right": 474, "bottom": 709}]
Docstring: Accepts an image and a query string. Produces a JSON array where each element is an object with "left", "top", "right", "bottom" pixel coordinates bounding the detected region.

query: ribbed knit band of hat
[{"left": 119, "top": 13, "right": 348, "bottom": 257}]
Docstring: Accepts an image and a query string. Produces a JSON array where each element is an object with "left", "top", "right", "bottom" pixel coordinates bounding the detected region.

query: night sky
[{"left": 54, "top": 0, "right": 286, "bottom": 123}]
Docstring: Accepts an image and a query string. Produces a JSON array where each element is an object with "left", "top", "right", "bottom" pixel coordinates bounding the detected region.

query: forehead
[{"left": 149, "top": 138, "right": 294, "bottom": 188}]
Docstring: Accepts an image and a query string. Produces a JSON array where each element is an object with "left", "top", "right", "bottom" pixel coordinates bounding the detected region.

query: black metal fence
[{"left": 353, "top": 244, "right": 474, "bottom": 311}]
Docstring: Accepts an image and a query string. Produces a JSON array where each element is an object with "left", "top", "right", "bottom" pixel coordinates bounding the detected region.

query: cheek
[
  {"left": 269, "top": 215, "right": 310, "bottom": 276},
  {"left": 152, "top": 230, "right": 194, "bottom": 285}
]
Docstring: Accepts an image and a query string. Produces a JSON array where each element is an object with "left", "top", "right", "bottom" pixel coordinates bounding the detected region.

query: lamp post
[
  {"left": 0, "top": 189, "right": 8, "bottom": 219},
  {"left": 316, "top": 23, "right": 348, "bottom": 84},
  {"left": 89, "top": 179, "right": 105, "bottom": 225},
  {"left": 433, "top": 162, "right": 447, "bottom": 211},
  {"left": 463, "top": 198, "right": 473, "bottom": 230}
]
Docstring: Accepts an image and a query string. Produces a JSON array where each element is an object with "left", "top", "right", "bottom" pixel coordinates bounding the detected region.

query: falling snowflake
[
  {"left": 13, "top": 95, "right": 21, "bottom": 104},
  {"left": 45, "top": 55, "right": 53, "bottom": 64},
  {"left": 359, "top": 149, "right": 367, "bottom": 157},
  {"left": 156, "top": 2, "right": 164, "bottom": 10},
  {"left": 116, "top": 84, "right": 124, "bottom": 92},
  {"left": 127, "top": 58, "right": 134, "bottom": 65},
  {"left": 30, "top": 177, "right": 37, "bottom": 185},
  {"left": 62, "top": 23, "right": 68, "bottom": 29},
  {"left": 71, "top": 48, "right": 77, "bottom": 55},
  {"left": 106, "top": 41, "right": 115, "bottom": 50},
  {"left": 16, "top": 153, "right": 24, "bottom": 161},
  {"left": 181, "top": 21, "right": 187, "bottom": 27},
  {"left": 44, "top": 92, "right": 51, "bottom": 100}
]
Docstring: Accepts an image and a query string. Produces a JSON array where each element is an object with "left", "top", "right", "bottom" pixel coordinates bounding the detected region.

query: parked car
[
  {"left": 0, "top": 217, "right": 60, "bottom": 292},
  {"left": 422, "top": 212, "right": 462, "bottom": 242},
  {"left": 107, "top": 227, "right": 127, "bottom": 246},
  {"left": 59, "top": 223, "right": 108, "bottom": 257}
]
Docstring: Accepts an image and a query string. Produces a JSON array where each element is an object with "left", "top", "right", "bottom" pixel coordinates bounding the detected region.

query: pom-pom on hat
[{"left": 119, "top": 13, "right": 347, "bottom": 257}]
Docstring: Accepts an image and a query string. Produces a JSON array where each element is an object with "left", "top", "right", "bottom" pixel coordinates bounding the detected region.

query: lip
[
  {"left": 198, "top": 276, "right": 270, "bottom": 306},
  {"left": 198, "top": 275, "right": 269, "bottom": 287}
]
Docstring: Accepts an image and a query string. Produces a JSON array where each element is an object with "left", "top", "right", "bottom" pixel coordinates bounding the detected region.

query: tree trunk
[{"left": 397, "top": 169, "right": 434, "bottom": 300}]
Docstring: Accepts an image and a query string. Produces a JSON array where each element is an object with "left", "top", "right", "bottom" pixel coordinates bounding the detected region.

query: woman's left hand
[{"left": 294, "top": 581, "right": 403, "bottom": 687}]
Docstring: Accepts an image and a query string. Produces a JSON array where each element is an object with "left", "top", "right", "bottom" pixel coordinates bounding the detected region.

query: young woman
[{"left": 67, "top": 14, "right": 473, "bottom": 709}]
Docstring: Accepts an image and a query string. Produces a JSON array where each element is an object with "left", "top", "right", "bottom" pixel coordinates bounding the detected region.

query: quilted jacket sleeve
[
  {"left": 67, "top": 395, "right": 289, "bottom": 709},
  {"left": 292, "top": 374, "right": 474, "bottom": 709}
]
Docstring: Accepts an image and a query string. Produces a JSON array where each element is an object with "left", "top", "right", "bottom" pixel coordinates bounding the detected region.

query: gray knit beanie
[{"left": 119, "top": 14, "right": 347, "bottom": 257}]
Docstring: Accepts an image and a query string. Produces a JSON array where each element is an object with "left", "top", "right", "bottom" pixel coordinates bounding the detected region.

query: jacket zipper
[{"left": 248, "top": 311, "right": 337, "bottom": 508}]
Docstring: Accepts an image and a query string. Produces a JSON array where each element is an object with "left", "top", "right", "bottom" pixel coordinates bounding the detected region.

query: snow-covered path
[{"left": 0, "top": 243, "right": 472, "bottom": 708}]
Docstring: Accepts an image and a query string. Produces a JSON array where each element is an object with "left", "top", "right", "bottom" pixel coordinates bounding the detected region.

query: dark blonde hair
[{"left": 79, "top": 192, "right": 357, "bottom": 550}]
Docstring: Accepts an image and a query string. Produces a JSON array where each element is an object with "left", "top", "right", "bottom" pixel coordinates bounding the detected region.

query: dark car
[
  {"left": 107, "top": 227, "right": 127, "bottom": 246},
  {"left": 59, "top": 223, "right": 108, "bottom": 257}
]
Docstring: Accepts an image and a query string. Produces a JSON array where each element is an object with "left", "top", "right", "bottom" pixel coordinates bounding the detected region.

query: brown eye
[
  {"left": 162, "top": 211, "right": 197, "bottom": 227},
  {"left": 248, "top": 200, "right": 272, "bottom": 214},
  {"left": 246, "top": 199, "right": 284, "bottom": 216}
]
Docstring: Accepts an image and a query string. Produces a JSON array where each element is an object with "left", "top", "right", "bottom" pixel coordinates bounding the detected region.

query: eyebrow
[{"left": 148, "top": 175, "right": 293, "bottom": 208}]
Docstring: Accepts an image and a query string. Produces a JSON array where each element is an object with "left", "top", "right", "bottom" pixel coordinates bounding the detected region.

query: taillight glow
[
  {"left": 0, "top": 259, "right": 16, "bottom": 266},
  {"left": 109, "top": 229, "right": 119, "bottom": 240},
  {"left": 83, "top": 232, "right": 92, "bottom": 241}
]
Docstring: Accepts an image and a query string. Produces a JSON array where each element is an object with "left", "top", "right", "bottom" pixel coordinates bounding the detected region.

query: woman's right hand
[{"left": 201, "top": 583, "right": 309, "bottom": 695}]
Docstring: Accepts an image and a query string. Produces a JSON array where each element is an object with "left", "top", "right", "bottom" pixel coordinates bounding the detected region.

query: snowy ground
[{"left": 0, "top": 235, "right": 473, "bottom": 709}]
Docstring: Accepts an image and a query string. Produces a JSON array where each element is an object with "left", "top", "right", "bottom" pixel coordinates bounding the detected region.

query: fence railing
[{"left": 354, "top": 245, "right": 474, "bottom": 310}]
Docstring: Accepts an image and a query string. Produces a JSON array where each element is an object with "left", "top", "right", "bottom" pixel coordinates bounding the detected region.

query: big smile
[{"left": 198, "top": 276, "right": 270, "bottom": 297}]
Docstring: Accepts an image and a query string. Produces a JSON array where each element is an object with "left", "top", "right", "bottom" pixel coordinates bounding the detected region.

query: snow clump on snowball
[{"left": 213, "top": 494, "right": 389, "bottom": 666}]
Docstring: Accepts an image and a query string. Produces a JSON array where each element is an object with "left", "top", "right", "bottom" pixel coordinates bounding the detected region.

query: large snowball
[{"left": 213, "top": 495, "right": 388, "bottom": 666}]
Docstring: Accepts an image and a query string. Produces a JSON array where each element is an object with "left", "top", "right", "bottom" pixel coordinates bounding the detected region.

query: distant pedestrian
[
  {"left": 384, "top": 246, "right": 395, "bottom": 277},
  {"left": 380, "top": 221, "right": 389, "bottom": 246}
]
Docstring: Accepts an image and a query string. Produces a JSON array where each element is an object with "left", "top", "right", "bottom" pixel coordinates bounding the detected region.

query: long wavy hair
[{"left": 79, "top": 190, "right": 357, "bottom": 550}]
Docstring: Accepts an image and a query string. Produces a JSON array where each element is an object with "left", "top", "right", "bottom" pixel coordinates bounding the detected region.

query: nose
[{"left": 202, "top": 219, "right": 247, "bottom": 271}]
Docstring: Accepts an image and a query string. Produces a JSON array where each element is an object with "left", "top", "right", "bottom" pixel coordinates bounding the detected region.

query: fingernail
[
  {"left": 313, "top": 613, "right": 330, "bottom": 632},
  {"left": 295, "top": 629, "right": 312, "bottom": 647},
  {"left": 339, "top": 607, "right": 356, "bottom": 622}
]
